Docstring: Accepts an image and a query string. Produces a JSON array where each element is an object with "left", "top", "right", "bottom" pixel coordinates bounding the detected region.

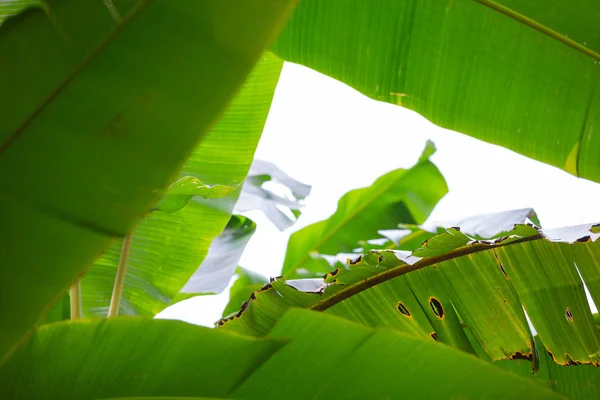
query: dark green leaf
[
  {"left": 0, "top": 309, "right": 560, "bottom": 399},
  {"left": 0, "top": 0, "right": 42, "bottom": 25}
]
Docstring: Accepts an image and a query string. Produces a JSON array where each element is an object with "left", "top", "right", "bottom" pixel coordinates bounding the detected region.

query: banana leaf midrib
[
  {"left": 475, "top": 0, "right": 600, "bottom": 60},
  {"left": 310, "top": 231, "right": 544, "bottom": 312}
]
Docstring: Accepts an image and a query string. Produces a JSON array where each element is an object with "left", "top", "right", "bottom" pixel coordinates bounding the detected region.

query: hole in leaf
[
  {"left": 397, "top": 302, "right": 411, "bottom": 317},
  {"left": 429, "top": 297, "right": 444, "bottom": 319},
  {"left": 565, "top": 308, "right": 573, "bottom": 321},
  {"left": 430, "top": 332, "right": 439, "bottom": 342}
]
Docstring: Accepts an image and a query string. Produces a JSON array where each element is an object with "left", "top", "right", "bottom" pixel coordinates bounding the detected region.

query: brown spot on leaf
[
  {"left": 236, "top": 301, "right": 249, "bottom": 318},
  {"left": 565, "top": 308, "right": 573, "bottom": 321},
  {"left": 493, "top": 235, "right": 509, "bottom": 244},
  {"left": 258, "top": 282, "right": 273, "bottom": 292},
  {"left": 576, "top": 235, "right": 590, "bottom": 243},
  {"left": 349, "top": 256, "right": 362, "bottom": 265},
  {"left": 430, "top": 332, "right": 439, "bottom": 342},
  {"left": 563, "top": 354, "right": 582, "bottom": 366}
]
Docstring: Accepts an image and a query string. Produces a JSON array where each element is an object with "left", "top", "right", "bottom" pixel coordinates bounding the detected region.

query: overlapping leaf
[
  {"left": 178, "top": 215, "right": 256, "bottom": 298},
  {"left": 80, "top": 53, "right": 284, "bottom": 317},
  {"left": 0, "top": 309, "right": 560, "bottom": 399},
  {"left": 282, "top": 141, "right": 448, "bottom": 278},
  {"left": 235, "top": 159, "right": 311, "bottom": 231},
  {"left": 272, "top": 0, "right": 600, "bottom": 182},
  {"left": 220, "top": 220, "right": 600, "bottom": 375},
  {"left": 223, "top": 267, "right": 269, "bottom": 317},
  {"left": 0, "top": 0, "right": 295, "bottom": 360}
]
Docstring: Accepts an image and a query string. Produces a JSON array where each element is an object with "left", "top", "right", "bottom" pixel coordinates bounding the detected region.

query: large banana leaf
[
  {"left": 271, "top": 0, "right": 600, "bottom": 182},
  {"left": 282, "top": 141, "right": 447, "bottom": 278},
  {"left": 223, "top": 267, "right": 269, "bottom": 317},
  {"left": 220, "top": 221, "right": 600, "bottom": 398},
  {"left": 0, "top": 309, "right": 560, "bottom": 399},
  {"left": 179, "top": 215, "right": 256, "bottom": 298},
  {"left": 0, "top": 0, "right": 295, "bottom": 361},
  {"left": 81, "top": 54, "right": 283, "bottom": 318}
]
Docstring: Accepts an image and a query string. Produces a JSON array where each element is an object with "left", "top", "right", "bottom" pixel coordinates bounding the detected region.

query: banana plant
[{"left": 220, "top": 215, "right": 600, "bottom": 399}]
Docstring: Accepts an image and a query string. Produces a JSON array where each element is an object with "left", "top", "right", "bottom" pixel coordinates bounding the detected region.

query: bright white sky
[{"left": 158, "top": 61, "right": 600, "bottom": 326}]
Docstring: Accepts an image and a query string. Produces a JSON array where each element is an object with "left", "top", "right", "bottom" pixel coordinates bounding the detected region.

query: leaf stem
[
  {"left": 69, "top": 279, "right": 82, "bottom": 319},
  {"left": 108, "top": 232, "right": 133, "bottom": 317}
]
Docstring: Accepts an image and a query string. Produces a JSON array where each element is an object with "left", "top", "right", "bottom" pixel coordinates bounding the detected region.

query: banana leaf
[
  {"left": 80, "top": 53, "right": 283, "bottom": 318},
  {"left": 0, "top": 0, "right": 295, "bottom": 360},
  {"left": 220, "top": 220, "right": 600, "bottom": 399},
  {"left": 0, "top": 309, "right": 560, "bottom": 399},
  {"left": 282, "top": 140, "right": 447, "bottom": 278},
  {"left": 271, "top": 0, "right": 600, "bottom": 182}
]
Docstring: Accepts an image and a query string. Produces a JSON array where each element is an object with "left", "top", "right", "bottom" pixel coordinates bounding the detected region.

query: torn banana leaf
[
  {"left": 235, "top": 159, "right": 311, "bottom": 231},
  {"left": 474, "top": 330, "right": 600, "bottom": 400},
  {"left": 223, "top": 267, "right": 269, "bottom": 317},
  {"left": 0, "top": 309, "right": 560, "bottom": 399},
  {"left": 367, "top": 207, "right": 541, "bottom": 254},
  {"left": 271, "top": 0, "right": 600, "bottom": 182},
  {"left": 282, "top": 140, "right": 447, "bottom": 278},
  {"left": 220, "top": 222, "right": 600, "bottom": 374}
]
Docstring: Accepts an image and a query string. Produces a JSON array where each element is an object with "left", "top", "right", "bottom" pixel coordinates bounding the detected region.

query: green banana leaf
[
  {"left": 153, "top": 176, "right": 240, "bottom": 214},
  {"left": 80, "top": 53, "right": 283, "bottom": 318},
  {"left": 282, "top": 140, "right": 448, "bottom": 278},
  {"left": 223, "top": 267, "right": 269, "bottom": 317},
  {"left": 220, "top": 222, "right": 600, "bottom": 376},
  {"left": 0, "top": 309, "right": 560, "bottom": 399},
  {"left": 480, "top": 331, "right": 600, "bottom": 400},
  {"left": 341, "top": 207, "right": 541, "bottom": 256},
  {"left": 0, "top": 0, "right": 43, "bottom": 25},
  {"left": 271, "top": 0, "right": 600, "bottom": 182},
  {"left": 0, "top": 0, "right": 295, "bottom": 361}
]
